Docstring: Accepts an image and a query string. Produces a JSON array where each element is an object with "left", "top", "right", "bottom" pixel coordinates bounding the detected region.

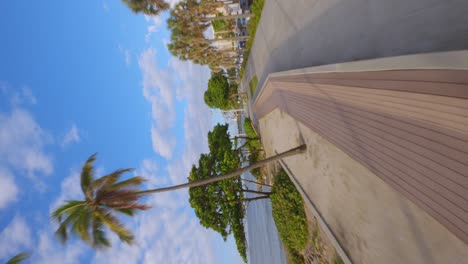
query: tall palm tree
[
  {"left": 52, "top": 145, "right": 305, "bottom": 248},
  {"left": 122, "top": 0, "right": 170, "bottom": 15},
  {"left": 6, "top": 252, "right": 30, "bottom": 264},
  {"left": 51, "top": 154, "right": 150, "bottom": 248}
]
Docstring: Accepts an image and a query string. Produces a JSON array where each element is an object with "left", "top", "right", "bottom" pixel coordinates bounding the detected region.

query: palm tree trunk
[
  {"left": 241, "top": 178, "right": 272, "bottom": 187},
  {"left": 208, "top": 13, "right": 254, "bottom": 21},
  {"left": 244, "top": 195, "right": 270, "bottom": 201},
  {"left": 240, "top": 195, "right": 270, "bottom": 203},
  {"left": 232, "top": 135, "right": 258, "bottom": 140},
  {"left": 135, "top": 144, "right": 306, "bottom": 195},
  {"left": 241, "top": 189, "right": 271, "bottom": 195},
  {"left": 224, "top": 195, "right": 270, "bottom": 205}
]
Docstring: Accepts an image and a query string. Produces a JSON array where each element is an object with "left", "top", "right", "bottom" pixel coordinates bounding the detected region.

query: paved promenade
[
  {"left": 241, "top": 1, "right": 468, "bottom": 262},
  {"left": 242, "top": 0, "right": 468, "bottom": 107},
  {"left": 253, "top": 61, "right": 468, "bottom": 263}
]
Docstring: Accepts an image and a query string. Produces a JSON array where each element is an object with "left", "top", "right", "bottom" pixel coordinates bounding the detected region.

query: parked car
[{"left": 238, "top": 41, "right": 246, "bottom": 49}]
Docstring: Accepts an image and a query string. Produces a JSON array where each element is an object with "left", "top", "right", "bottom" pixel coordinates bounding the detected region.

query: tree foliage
[
  {"left": 167, "top": 0, "right": 236, "bottom": 70},
  {"left": 121, "top": 0, "right": 170, "bottom": 15},
  {"left": 188, "top": 124, "right": 248, "bottom": 262},
  {"left": 242, "top": 117, "right": 262, "bottom": 179},
  {"left": 204, "top": 73, "right": 230, "bottom": 109}
]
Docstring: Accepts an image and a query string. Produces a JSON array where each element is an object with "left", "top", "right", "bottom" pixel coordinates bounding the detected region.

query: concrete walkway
[
  {"left": 250, "top": 51, "right": 468, "bottom": 263},
  {"left": 240, "top": 1, "right": 468, "bottom": 262},
  {"left": 259, "top": 109, "right": 468, "bottom": 264},
  {"left": 241, "top": 0, "right": 468, "bottom": 109}
]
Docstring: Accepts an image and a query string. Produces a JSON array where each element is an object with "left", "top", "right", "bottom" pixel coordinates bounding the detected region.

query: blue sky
[{"left": 0, "top": 1, "right": 242, "bottom": 263}]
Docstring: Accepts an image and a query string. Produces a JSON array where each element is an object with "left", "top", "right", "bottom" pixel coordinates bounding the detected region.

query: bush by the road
[{"left": 271, "top": 169, "right": 308, "bottom": 252}]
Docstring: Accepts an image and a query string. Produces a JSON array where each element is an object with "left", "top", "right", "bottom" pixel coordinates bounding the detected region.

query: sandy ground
[
  {"left": 303, "top": 207, "right": 339, "bottom": 264},
  {"left": 258, "top": 109, "right": 468, "bottom": 264}
]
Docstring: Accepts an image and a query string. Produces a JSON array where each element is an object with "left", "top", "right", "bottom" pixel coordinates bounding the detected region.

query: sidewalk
[
  {"left": 259, "top": 109, "right": 468, "bottom": 264},
  {"left": 251, "top": 51, "right": 468, "bottom": 263},
  {"left": 241, "top": 0, "right": 468, "bottom": 120}
]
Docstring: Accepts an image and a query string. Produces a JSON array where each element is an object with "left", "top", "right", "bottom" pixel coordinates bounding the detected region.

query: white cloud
[
  {"left": 118, "top": 45, "right": 132, "bottom": 66},
  {"left": 61, "top": 124, "right": 80, "bottom": 148},
  {"left": 138, "top": 159, "right": 170, "bottom": 187},
  {"left": 0, "top": 215, "right": 33, "bottom": 259},
  {"left": 0, "top": 169, "right": 18, "bottom": 209},
  {"left": 49, "top": 170, "right": 82, "bottom": 212},
  {"left": 35, "top": 231, "right": 86, "bottom": 264},
  {"left": 144, "top": 15, "right": 163, "bottom": 42},
  {"left": 10, "top": 87, "right": 37, "bottom": 106},
  {"left": 125, "top": 49, "right": 132, "bottom": 65},
  {"left": 138, "top": 48, "right": 177, "bottom": 159},
  {"left": 0, "top": 108, "right": 53, "bottom": 190},
  {"left": 166, "top": 59, "right": 212, "bottom": 184}
]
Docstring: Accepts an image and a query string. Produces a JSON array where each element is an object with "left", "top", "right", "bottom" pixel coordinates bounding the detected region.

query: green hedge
[{"left": 271, "top": 170, "right": 308, "bottom": 251}]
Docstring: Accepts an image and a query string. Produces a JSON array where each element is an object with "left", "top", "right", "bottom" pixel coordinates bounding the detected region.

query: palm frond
[
  {"left": 71, "top": 208, "right": 92, "bottom": 244},
  {"left": 96, "top": 189, "right": 138, "bottom": 207},
  {"left": 116, "top": 208, "right": 135, "bottom": 216},
  {"left": 54, "top": 205, "right": 86, "bottom": 244},
  {"left": 6, "top": 252, "right": 31, "bottom": 264},
  {"left": 51, "top": 200, "right": 86, "bottom": 221},
  {"left": 95, "top": 209, "right": 134, "bottom": 244},
  {"left": 92, "top": 218, "right": 110, "bottom": 248},
  {"left": 55, "top": 221, "right": 68, "bottom": 244},
  {"left": 110, "top": 176, "right": 146, "bottom": 191},
  {"left": 81, "top": 153, "right": 97, "bottom": 195},
  {"left": 90, "top": 168, "right": 134, "bottom": 193}
]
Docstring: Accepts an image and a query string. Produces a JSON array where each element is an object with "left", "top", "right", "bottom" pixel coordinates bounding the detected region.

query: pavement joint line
[{"left": 277, "top": 156, "right": 353, "bottom": 264}]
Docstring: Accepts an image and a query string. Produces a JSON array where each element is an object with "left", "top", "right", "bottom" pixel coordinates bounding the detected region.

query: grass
[
  {"left": 212, "top": 19, "right": 228, "bottom": 31},
  {"left": 243, "top": 117, "right": 262, "bottom": 179},
  {"left": 285, "top": 247, "right": 305, "bottom": 264},
  {"left": 212, "top": 12, "right": 230, "bottom": 31},
  {"left": 333, "top": 256, "right": 345, "bottom": 264},
  {"left": 271, "top": 169, "right": 309, "bottom": 259},
  {"left": 312, "top": 225, "right": 319, "bottom": 251},
  {"left": 249, "top": 75, "right": 259, "bottom": 96},
  {"left": 239, "top": 0, "right": 265, "bottom": 79}
]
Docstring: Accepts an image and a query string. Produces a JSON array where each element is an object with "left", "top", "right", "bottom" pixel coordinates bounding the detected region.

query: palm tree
[
  {"left": 6, "top": 252, "right": 30, "bottom": 264},
  {"left": 51, "top": 154, "right": 150, "bottom": 248},
  {"left": 121, "top": 0, "right": 170, "bottom": 15},
  {"left": 52, "top": 145, "right": 306, "bottom": 247}
]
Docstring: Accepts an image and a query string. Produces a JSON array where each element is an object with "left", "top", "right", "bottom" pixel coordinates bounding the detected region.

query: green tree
[
  {"left": 6, "top": 252, "right": 30, "bottom": 264},
  {"left": 121, "top": 0, "right": 170, "bottom": 15},
  {"left": 204, "top": 73, "right": 230, "bottom": 110},
  {"left": 188, "top": 124, "right": 272, "bottom": 262},
  {"left": 52, "top": 146, "right": 306, "bottom": 249}
]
